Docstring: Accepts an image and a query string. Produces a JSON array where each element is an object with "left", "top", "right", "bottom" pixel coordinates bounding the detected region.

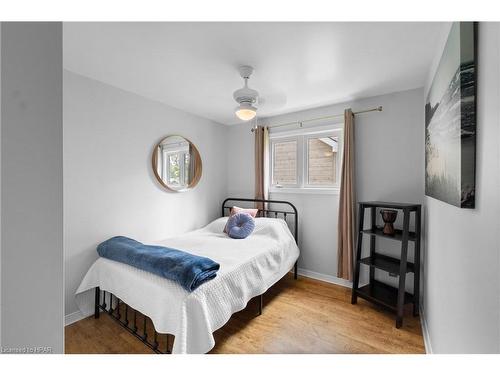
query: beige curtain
[
  {"left": 255, "top": 126, "right": 269, "bottom": 211},
  {"left": 337, "top": 109, "right": 356, "bottom": 281}
]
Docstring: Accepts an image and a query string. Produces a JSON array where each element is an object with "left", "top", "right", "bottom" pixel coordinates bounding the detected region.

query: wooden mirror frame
[{"left": 152, "top": 135, "right": 202, "bottom": 192}]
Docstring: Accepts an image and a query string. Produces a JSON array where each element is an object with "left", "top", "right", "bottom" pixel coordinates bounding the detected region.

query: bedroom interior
[{"left": 1, "top": 2, "right": 500, "bottom": 369}]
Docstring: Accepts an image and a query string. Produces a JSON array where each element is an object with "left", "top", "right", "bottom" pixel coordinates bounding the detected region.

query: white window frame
[
  {"left": 270, "top": 136, "right": 301, "bottom": 189},
  {"left": 269, "top": 123, "right": 343, "bottom": 195}
]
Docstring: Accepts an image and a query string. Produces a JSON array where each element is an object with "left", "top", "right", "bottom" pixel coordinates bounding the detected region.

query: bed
[{"left": 75, "top": 198, "right": 299, "bottom": 354}]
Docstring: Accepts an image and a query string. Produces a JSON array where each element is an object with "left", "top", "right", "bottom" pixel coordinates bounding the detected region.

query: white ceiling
[{"left": 63, "top": 22, "right": 445, "bottom": 125}]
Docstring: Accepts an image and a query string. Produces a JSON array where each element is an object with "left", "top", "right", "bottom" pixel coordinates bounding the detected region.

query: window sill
[{"left": 269, "top": 187, "right": 340, "bottom": 195}]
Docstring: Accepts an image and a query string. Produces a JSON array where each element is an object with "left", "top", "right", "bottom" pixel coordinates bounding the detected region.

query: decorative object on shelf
[
  {"left": 152, "top": 135, "right": 202, "bottom": 192},
  {"left": 351, "top": 201, "right": 421, "bottom": 329},
  {"left": 425, "top": 22, "right": 477, "bottom": 208},
  {"left": 380, "top": 209, "right": 398, "bottom": 236}
]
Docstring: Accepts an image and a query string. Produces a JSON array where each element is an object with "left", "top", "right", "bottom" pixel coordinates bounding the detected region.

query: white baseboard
[
  {"left": 65, "top": 310, "right": 91, "bottom": 326},
  {"left": 419, "top": 306, "right": 433, "bottom": 354},
  {"left": 297, "top": 268, "right": 353, "bottom": 288}
]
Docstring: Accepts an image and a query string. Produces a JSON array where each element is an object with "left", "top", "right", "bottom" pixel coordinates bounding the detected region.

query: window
[
  {"left": 272, "top": 139, "right": 298, "bottom": 186},
  {"left": 306, "top": 135, "right": 338, "bottom": 186},
  {"left": 270, "top": 126, "right": 342, "bottom": 193}
]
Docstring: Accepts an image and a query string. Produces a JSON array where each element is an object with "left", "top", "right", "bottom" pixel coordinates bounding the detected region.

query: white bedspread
[{"left": 75, "top": 217, "right": 299, "bottom": 354}]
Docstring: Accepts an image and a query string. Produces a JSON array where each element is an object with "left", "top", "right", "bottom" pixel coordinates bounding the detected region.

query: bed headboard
[{"left": 221, "top": 197, "right": 298, "bottom": 244}]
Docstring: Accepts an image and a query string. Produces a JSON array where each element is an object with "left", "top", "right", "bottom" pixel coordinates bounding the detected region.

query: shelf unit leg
[
  {"left": 351, "top": 204, "right": 365, "bottom": 304},
  {"left": 369, "top": 207, "right": 376, "bottom": 285},
  {"left": 396, "top": 317, "right": 403, "bottom": 329},
  {"left": 413, "top": 206, "right": 421, "bottom": 317},
  {"left": 396, "top": 208, "right": 410, "bottom": 328}
]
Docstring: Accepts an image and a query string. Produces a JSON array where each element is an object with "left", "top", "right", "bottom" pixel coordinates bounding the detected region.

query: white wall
[
  {"left": 422, "top": 22, "right": 500, "bottom": 353},
  {"left": 64, "top": 70, "right": 228, "bottom": 318},
  {"left": 1, "top": 23, "right": 64, "bottom": 353},
  {"left": 227, "top": 88, "right": 424, "bottom": 284}
]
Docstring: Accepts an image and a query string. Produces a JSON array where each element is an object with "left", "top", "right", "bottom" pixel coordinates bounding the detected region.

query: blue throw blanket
[{"left": 97, "top": 236, "right": 220, "bottom": 292}]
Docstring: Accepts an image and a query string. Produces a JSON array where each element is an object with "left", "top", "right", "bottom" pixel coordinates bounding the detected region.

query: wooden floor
[{"left": 65, "top": 275, "right": 425, "bottom": 354}]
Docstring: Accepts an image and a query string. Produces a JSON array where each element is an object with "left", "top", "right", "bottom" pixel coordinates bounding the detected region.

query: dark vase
[{"left": 380, "top": 209, "right": 398, "bottom": 235}]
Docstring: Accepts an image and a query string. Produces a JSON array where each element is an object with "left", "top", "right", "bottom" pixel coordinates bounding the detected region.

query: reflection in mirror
[{"left": 152, "top": 135, "right": 202, "bottom": 191}]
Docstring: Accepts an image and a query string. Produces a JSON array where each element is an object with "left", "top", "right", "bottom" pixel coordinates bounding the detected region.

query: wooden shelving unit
[{"left": 351, "top": 201, "right": 421, "bottom": 328}]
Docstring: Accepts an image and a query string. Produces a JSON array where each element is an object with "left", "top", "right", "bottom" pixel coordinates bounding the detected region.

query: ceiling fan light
[{"left": 235, "top": 103, "right": 257, "bottom": 121}]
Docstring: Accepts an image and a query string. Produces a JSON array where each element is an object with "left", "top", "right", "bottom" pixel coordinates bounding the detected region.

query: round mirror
[{"left": 152, "top": 135, "right": 202, "bottom": 192}]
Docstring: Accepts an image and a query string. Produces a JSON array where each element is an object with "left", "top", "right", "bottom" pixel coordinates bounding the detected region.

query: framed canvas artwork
[{"left": 425, "top": 22, "right": 477, "bottom": 208}]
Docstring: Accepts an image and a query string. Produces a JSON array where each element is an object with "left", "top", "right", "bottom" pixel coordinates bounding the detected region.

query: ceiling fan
[
  {"left": 233, "top": 65, "right": 259, "bottom": 121},
  {"left": 233, "top": 65, "right": 287, "bottom": 122}
]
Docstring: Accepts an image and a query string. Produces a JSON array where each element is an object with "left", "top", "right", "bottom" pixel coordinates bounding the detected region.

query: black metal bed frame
[
  {"left": 94, "top": 287, "right": 172, "bottom": 353},
  {"left": 94, "top": 197, "right": 299, "bottom": 354}
]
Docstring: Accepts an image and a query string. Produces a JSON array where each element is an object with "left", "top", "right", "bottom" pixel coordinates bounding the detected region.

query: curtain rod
[{"left": 250, "top": 106, "right": 383, "bottom": 133}]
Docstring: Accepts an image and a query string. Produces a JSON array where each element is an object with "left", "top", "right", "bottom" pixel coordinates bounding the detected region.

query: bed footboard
[
  {"left": 94, "top": 287, "right": 264, "bottom": 354},
  {"left": 94, "top": 287, "right": 173, "bottom": 354}
]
